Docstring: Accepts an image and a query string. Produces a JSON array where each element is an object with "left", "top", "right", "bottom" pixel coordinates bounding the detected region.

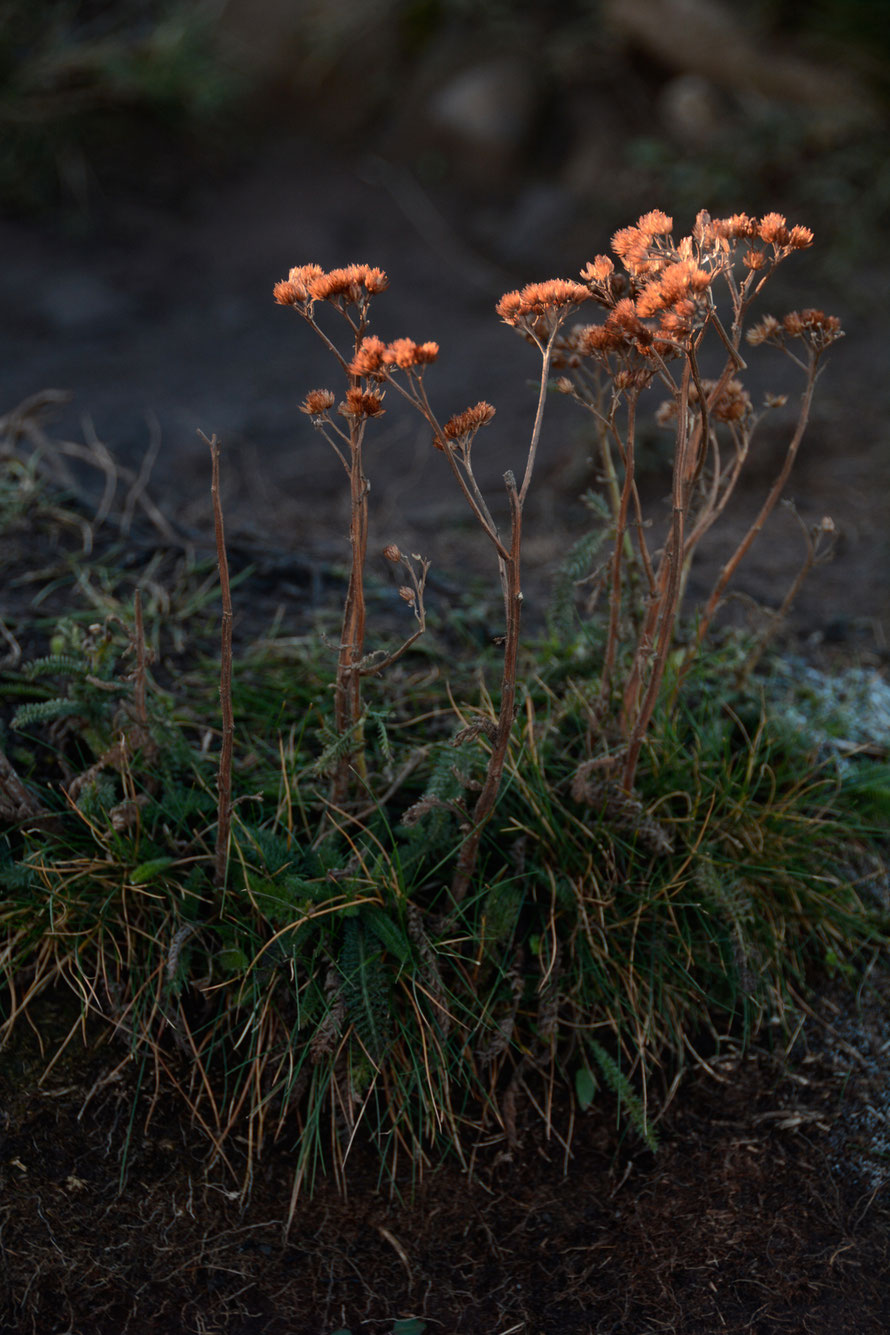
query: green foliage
[
  {"left": 588, "top": 1040, "right": 659, "bottom": 1153},
  {"left": 338, "top": 915, "right": 392, "bottom": 1059},
  {"left": 0, "top": 477, "right": 886, "bottom": 1206},
  {"left": 548, "top": 491, "right": 611, "bottom": 641}
]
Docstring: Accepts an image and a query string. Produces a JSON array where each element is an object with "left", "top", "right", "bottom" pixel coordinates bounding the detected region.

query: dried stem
[
  {"left": 200, "top": 430, "right": 234, "bottom": 891},
  {"left": 691, "top": 351, "right": 821, "bottom": 659}
]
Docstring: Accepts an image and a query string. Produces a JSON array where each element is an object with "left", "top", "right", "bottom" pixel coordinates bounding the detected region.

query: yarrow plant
[
  {"left": 273, "top": 264, "right": 431, "bottom": 807},
  {"left": 274, "top": 210, "right": 843, "bottom": 898}
]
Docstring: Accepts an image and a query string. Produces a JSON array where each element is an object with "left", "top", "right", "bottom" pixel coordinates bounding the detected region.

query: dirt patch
[{"left": 1, "top": 971, "right": 889, "bottom": 1334}]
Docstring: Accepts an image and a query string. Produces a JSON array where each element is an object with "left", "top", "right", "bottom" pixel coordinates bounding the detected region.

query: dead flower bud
[
  {"left": 274, "top": 264, "right": 325, "bottom": 306},
  {"left": 554, "top": 376, "right": 575, "bottom": 394},
  {"left": 636, "top": 209, "right": 673, "bottom": 237},
  {"left": 795, "top": 308, "right": 844, "bottom": 349},
  {"left": 340, "top": 388, "right": 386, "bottom": 418},
  {"left": 308, "top": 263, "right": 387, "bottom": 304},
  {"left": 788, "top": 225, "right": 814, "bottom": 249},
  {"left": 746, "top": 315, "right": 783, "bottom": 346},
  {"left": 363, "top": 266, "right": 390, "bottom": 293},
  {"left": 300, "top": 389, "right": 336, "bottom": 416},
  {"left": 273, "top": 279, "right": 301, "bottom": 306},
  {"left": 758, "top": 213, "right": 790, "bottom": 246},
  {"left": 398, "top": 586, "right": 416, "bottom": 605},
  {"left": 742, "top": 249, "right": 767, "bottom": 270},
  {"left": 714, "top": 213, "right": 758, "bottom": 240},
  {"left": 383, "top": 543, "right": 402, "bottom": 563},
  {"left": 383, "top": 338, "right": 440, "bottom": 369},
  {"left": 763, "top": 393, "right": 788, "bottom": 408},
  {"left": 706, "top": 377, "right": 752, "bottom": 423},
  {"left": 349, "top": 335, "right": 387, "bottom": 377},
  {"left": 580, "top": 255, "right": 614, "bottom": 284},
  {"left": 818, "top": 515, "right": 836, "bottom": 533},
  {"left": 496, "top": 280, "right": 590, "bottom": 326},
  {"left": 443, "top": 401, "right": 496, "bottom": 441}
]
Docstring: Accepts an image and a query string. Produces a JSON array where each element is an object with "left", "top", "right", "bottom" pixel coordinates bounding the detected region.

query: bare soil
[{"left": 1, "top": 969, "right": 889, "bottom": 1335}]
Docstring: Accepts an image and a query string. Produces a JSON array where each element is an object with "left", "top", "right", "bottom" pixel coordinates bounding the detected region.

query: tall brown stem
[{"left": 201, "top": 430, "right": 233, "bottom": 891}]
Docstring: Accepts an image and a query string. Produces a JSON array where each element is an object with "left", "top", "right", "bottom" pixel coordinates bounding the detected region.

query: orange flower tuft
[
  {"left": 340, "top": 388, "right": 386, "bottom": 418},
  {"left": 443, "top": 401, "right": 496, "bottom": 440},
  {"left": 414, "top": 341, "right": 440, "bottom": 365},
  {"left": 636, "top": 210, "right": 673, "bottom": 237},
  {"left": 496, "top": 280, "right": 589, "bottom": 327},
  {"left": 758, "top": 213, "right": 789, "bottom": 246},
  {"left": 788, "top": 308, "right": 844, "bottom": 348},
  {"left": 580, "top": 255, "right": 614, "bottom": 283},
  {"left": 300, "top": 389, "right": 336, "bottom": 415},
  {"left": 495, "top": 291, "right": 523, "bottom": 323},
  {"left": 713, "top": 213, "right": 757, "bottom": 241},
  {"left": 273, "top": 279, "right": 301, "bottom": 306},
  {"left": 788, "top": 225, "right": 814, "bottom": 250},
  {"left": 363, "top": 266, "right": 390, "bottom": 293},
  {"left": 611, "top": 226, "right": 651, "bottom": 273},
  {"left": 745, "top": 315, "right": 783, "bottom": 345},
  {"left": 348, "top": 336, "right": 387, "bottom": 378},
  {"left": 741, "top": 249, "right": 767, "bottom": 270},
  {"left": 574, "top": 323, "right": 627, "bottom": 355},
  {"left": 702, "top": 377, "right": 751, "bottom": 423},
  {"left": 383, "top": 339, "right": 415, "bottom": 368}
]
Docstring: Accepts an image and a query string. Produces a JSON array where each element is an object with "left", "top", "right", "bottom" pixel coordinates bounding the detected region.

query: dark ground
[
  {"left": 1, "top": 961, "right": 890, "bottom": 1334},
  {"left": 2, "top": 19, "right": 890, "bottom": 1329}
]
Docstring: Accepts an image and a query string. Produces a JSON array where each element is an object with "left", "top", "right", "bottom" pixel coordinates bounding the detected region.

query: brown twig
[{"left": 200, "top": 430, "right": 233, "bottom": 891}]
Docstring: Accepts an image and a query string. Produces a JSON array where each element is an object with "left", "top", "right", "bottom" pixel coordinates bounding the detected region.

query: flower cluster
[
  {"left": 555, "top": 209, "right": 823, "bottom": 368},
  {"left": 300, "top": 389, "right": 336, "bottom": 416},
  {"left": 747, "top": 309, "right": 843, "bottom": 352},
  {"left": 340, "top": 388, "right": 386, "bottom": 419},
  {"left": 348, "top": 336, "right": 439, "bottom": 378},
  {"left": 496, "top": 279, "right": 590, "bottom": 333},
  {"left": 273, "top": 263, "right": 389, "bottom": 310},
  {"left": 656, "top": 377, "right": 752, "bottom": 427},
  {"left": 438, "top": 401, "right": 496, "bottom": 450}
]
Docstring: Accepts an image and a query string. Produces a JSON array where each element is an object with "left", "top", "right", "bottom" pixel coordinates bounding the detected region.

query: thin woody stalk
[
  {"left": 691, "top": 351, "right": 821, "bottom": 657},
  {"left": 451, "top": 477, "right": 523, "bottom": 903},
  {"left": 621, "top": 363, "right": 691, "bottom": 790},
  {"left": 330, "top": 415, "right": 369, "bottom": 807},
  {"left": 200, "top": 430, "right": 233, "bottom": 891},
  {"left": 450, "top": 332, "right": 557, "bottom": 902}
]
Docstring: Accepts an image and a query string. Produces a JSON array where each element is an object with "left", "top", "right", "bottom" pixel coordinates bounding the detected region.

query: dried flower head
[
  {"left": 340, "top": 388, "right": 386, "bottom": 418},
  {"left": 758, "top": 213, "right": 790, "bottom": 246},
  {"left": 791, "top": 308, "right": 844, "bottom": 349},
  {"left": 496, "top": 280, "right": 590, "bottom": 328},
  {"left": 308, "top": 263, "right": 390, "bottom": 304},
  {"left": 746, "top": 315, "right": 783, "bottom": 346},
  {"left": 636, "top": 209, "right": 673, "bottom": 237},
  {"left": 443, "top": 401, "right": 497, "bottom": 442},
  {"left": 383, "top": 543, "right": 402, "bottom": 563},
  {"left": 348, "top": 336, "right": 388, "bottom": 378},
  {"left": 580, "top": 255, "right": 614, "bottom": 284},
  {"left": 703, "top": 377, "right": 752, "bottom": 423},
  {"left": 382, "top": 338, "right": 440, "bottom": 370},
  {"left": 300, "top": 388, "right": 336, "bottom": 416},
  {"left": 398, "top": 586, "right": 416, "bottom": 605},
  {"left": 714, "top": 213, "right": 758, "bottom": 240},
  {"left": 610, "top": 226, "right": 652, "bottom": 274},
  {"left": 273, "top": 279, "right": 302, "bottom": 307},
  {"left": 273, "top": 264, "right": 326, "bottom": 307}
]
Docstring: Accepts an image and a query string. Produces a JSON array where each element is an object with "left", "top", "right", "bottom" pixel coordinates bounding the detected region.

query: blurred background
[{"left": 1, "top": 0, "right": 888, "bottom": 645}]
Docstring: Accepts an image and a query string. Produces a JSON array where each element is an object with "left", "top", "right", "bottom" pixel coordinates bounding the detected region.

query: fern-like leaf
[
  {"left": 12, "top": 698, "right": 84, "bottom": 730},
  {"left": 590, "top": 1039, "right": 659, "bottom": 1153}
]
